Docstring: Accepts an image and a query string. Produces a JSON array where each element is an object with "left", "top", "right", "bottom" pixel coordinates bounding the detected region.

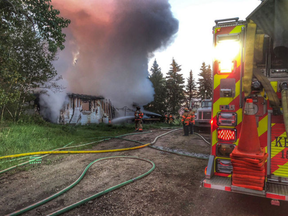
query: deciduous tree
[{"left": 0, "top": 0, "right": 70, "bottom": 122}]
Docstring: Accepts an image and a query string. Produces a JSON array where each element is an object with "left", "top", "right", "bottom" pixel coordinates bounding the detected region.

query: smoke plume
[{"left": 52, "top": 0, "right": 178, "bottom": 107}]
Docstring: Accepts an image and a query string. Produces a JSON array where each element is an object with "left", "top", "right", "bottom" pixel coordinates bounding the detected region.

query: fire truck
[{"left": 202, "top": 0, "right": 288, "bottom": 204}]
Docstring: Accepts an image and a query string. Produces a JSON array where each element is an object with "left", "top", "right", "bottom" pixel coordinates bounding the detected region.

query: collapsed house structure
[
  {"left": 35, "top": 93, "right": 114, "bottom": 125},
  {"left": 59, "top": 94, "right": 114, "bottom": 125}
]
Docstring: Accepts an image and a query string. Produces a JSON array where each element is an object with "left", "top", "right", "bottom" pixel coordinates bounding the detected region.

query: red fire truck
[{"left": 202, "top": 0, "right": 288, "bottom": 204}]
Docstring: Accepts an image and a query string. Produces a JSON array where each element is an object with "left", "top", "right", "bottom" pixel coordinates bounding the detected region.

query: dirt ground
[{"left": 1, "top": 129, "right": 288, "bottom": 216}]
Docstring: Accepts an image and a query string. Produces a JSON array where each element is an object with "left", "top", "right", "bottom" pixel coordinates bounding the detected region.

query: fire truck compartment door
[{"left": 269, "top": 113, "right": 288, "bottom": 179}]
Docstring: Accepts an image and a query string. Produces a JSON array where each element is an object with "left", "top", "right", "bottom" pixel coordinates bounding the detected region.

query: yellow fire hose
[{"left": 0, "top": 143, "right": 152, "bottom": 160}]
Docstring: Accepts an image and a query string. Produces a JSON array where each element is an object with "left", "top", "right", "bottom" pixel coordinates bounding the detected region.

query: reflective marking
[
  {"left": 271, "top": 131, "right": 286, "bottom": 158},
  {"left": 213, "top": 80, "right": 241, "bottom": 117},
  {"left": 270, "top": 81, "right": 278, "bottom": 92},
  {"left": 257, "top": 116, "right": 268, "bottom": 137},
  {"left": 266, "top": 193, "right": 286, "bottom": 201},
  {"left": 214, "top": 74, "right": 229, "bottom": 89},
  {"left": 273, "top": 161, "right": 288, "bottom": 178},
  {"left": 236, "top": 109, "right": 243, "bottom": 125},
  {"left": 212, "top": 130, "right": 218, "bottom": 146},
  {"left": 229, "top": 25, "right": 244, "bottom": 34},
  {"left": 214, "top": 27, "right": 221, "bottom": 34}
]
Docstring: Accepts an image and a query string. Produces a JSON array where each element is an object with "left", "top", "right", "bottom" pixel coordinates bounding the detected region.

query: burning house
[{"left": 36, "top": 93, "right": 114, "bottom": 125}]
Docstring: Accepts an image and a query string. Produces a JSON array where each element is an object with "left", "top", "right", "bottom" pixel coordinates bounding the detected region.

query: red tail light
[{"left": 217, "top": 128, "right": 236, "bottom": 142}]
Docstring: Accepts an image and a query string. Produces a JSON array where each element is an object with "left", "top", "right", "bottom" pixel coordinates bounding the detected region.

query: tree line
[
  {"left": 0, "top": 0, "right": 70, "bottom": 122},
  {"left": 144, "top": 59, "right": 212, "bottom": 115},
  {"left": 0, "top": 0, "right": 212, "bottom": 123}
]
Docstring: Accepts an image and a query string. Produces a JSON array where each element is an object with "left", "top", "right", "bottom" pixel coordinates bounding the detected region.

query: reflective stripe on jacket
[
  {"left": 181, "top": 112, "right": 190, "bottom": 126},
  {"left": 135, "top": 111, "right": 143, "bottom": 120}
]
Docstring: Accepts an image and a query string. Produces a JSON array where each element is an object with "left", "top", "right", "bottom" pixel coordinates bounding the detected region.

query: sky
[{"left": 148, "top": 0, "right": 262, "bottom": 82}]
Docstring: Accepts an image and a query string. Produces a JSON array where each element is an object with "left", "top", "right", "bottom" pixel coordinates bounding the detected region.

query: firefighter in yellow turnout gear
[
  {"left": 189, "top": 110, "right": 195, "bottom": 134},
  {"left": 134, "top": 106, "right": 144, "bottom": 132},
  {"left": 181, "top": 108, "right": 190, "bottom": 136}
]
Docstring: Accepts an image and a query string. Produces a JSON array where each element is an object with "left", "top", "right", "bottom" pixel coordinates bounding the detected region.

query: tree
[
  {"left": 144, "top": 60, "right": 167, "bottom": 114},
  {"left": 197, "top": 62, "right": 212, "bottom": 100},
  {"left": 185, "top": 70, "right": 197, "bottom": 107},
  {"left": 0, "top": 0, "right": 70, "bottom": 122},
  {"left": 166, "top": 58, "right": 185, "bottom": 114}
]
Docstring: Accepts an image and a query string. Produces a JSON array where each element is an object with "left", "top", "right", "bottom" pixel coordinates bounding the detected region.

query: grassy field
[{"left": 0, "top": 121, "right": 177, "bottom": 170}]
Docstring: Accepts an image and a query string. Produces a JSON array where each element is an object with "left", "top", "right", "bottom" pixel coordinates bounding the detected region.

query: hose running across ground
[
  {"left": 0, "top": 131, "right": 152, "bottom": 174},
  {"left": 7, "top": 156, "right": 155, "bottom": 216},
  {"left": 4, "top": 128, "right": 211, "bottom": 215}
]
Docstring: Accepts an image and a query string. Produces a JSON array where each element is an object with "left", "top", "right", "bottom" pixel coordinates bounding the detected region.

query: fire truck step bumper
[
  {"left": 202, "top": 177, "right": 288, "bottom": 201},
  {"left": 202, "top": 176, "right": 231, "bottom": 191},
  {"left": 266, "top": 183, "right": 288, "bottom": 201}
]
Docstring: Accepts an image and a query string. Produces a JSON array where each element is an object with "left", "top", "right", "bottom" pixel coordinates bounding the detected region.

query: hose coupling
[{"left": 280, "top": 82, "right": 288, "bottom": 91}]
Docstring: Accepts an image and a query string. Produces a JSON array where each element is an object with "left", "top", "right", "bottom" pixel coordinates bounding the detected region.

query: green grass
[{"left": 0, "top": 121, "right": 178, "bottom": 171}]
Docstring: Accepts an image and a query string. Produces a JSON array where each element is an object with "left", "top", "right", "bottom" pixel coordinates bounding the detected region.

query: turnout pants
[
  {"left": 183, "top": 123, "right": 189, "bottom": 136},
  {"left": 135, "top": 119, "right": 143, "bottom": 131},
  {"left": 189, "top": 123, "right": 194, "bottom": 134}
]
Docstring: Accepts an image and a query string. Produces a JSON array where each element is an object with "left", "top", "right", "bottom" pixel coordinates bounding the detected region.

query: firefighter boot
[{"left": 184, "top": 125, "right": 189, "bottom": 136}]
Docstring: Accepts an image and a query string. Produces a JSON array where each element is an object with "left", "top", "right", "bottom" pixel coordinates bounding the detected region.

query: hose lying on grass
[
  {"left": 5, "top": 128, "right": 210, "bottom": 215},
  {"left": 7, "top": 156, "right": 155, "bottom": 216},
  {"left": 0, "top": 130, "right": 179, "bottom": 160},
  {"left": 0, "top": 131, "right": 152, "bottom": 174}
]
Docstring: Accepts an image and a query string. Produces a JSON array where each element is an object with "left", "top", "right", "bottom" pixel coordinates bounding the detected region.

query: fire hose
[
  {"left": 7, "top": 156, "right": 155, "bottom": 216},
  {"left": 4, "top": 128, "right": 210, "bottom": 215},
  {"left": 0, "top": 131, "right": 153, "bottom": 175}
]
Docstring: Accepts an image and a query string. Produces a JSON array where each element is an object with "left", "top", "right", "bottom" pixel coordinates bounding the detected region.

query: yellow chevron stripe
[
  {"left": 214, "top": 27, "right": 221, "bottom": 34},
  {"left": 257, "top": 116, "right": 268, "bottom": 137},
  {"left": 212, "top": 129, "right": 217, "bottom": 146},
  {"left": 273, "top": 161, "right": 288, "bottom": 178},
  {"left": 229, "top": 25, "right": 245, "bottom": 34},
  {"left": 236, "top": 109, "right": 243, "bottom": 125},
  {"left": 213, "top": 80, "right": 241, "bottom": 117},
  {"left": 214, "top": 74, "right": 229, "bottom": 89},
  {"left": 271, "top": 132, "right": 287, "bottom": 158},
  {"left": 270, "top": 81, "right": 278, "bottom": 93}
]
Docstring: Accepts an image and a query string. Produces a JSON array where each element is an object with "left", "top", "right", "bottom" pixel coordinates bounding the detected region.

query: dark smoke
[{"left": 51, "top": 0, "right": 178, "bottom": 108}]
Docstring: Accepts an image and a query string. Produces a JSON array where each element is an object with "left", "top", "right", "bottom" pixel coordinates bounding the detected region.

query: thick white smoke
[{"left": 40, "top": 0, "right": 178, "bottom": 121}]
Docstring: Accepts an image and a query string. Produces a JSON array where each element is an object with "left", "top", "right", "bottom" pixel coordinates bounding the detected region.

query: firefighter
[
  {"left": 181, "top": 108, "right": 190, "bottom": 136},
  {"left": 164, "top": 113, "right": 168, "bottom": 123},
  {"left": 189, "top": 110, "right": 195, "bottom": 134},
  {"left": 168, "top": 113, "right": 174, "bottom": 124},
  {"left": 134, "top": 106, "right": 144, "bottom": 132}
]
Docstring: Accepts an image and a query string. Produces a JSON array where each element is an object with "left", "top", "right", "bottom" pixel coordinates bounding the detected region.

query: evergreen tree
[
  {"left": 166, "top": 58, "right": 185, "bottom": 114},
  {"left": 197, "top": 62, "right": 213, "bottom": 100},
  {"left": 185, "top": 70, "right": 197, "bottom": 107},
  {"left": 145, "top": 60, "right": 167, "bottom": 114}
]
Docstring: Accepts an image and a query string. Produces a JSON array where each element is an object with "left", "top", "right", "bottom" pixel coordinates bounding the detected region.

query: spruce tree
[
  {"left": 185, "top": 70, "right": 197, "bottom": 107},
  {"left": 197, "top": 62, "right": 213, "bottom": 100},
  {"left": 145, "top": 60, "right": 167, "bottom": 114},
  {"left": 166, "top": 58, "right": 185, "bottom": 114}
]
